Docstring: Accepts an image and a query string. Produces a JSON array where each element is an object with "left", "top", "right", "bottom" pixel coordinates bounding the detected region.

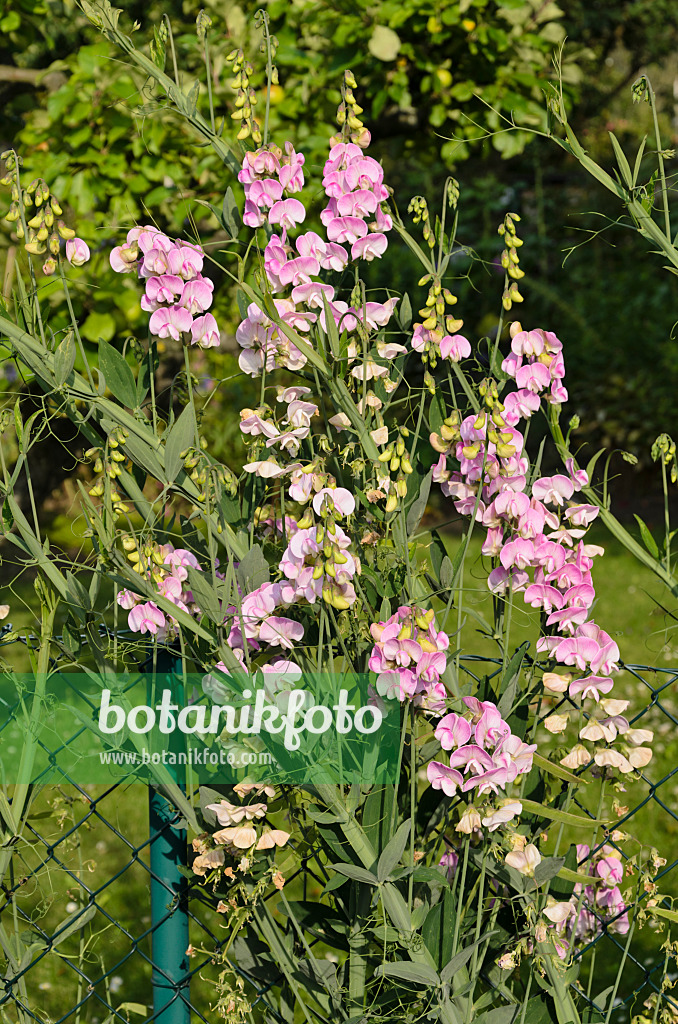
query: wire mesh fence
[{"left": 0, "top": 625, "right": 676, "bottom": 1024}]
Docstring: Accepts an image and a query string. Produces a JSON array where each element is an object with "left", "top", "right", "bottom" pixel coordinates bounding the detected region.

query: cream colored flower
[
  {"left": 542, "top": 672, "right": 570, "bottom": 693},
  {"left": 370, "top": 425, "right": 389, "bottom": 445},
  {"left": 543, "top": 899, "right": 573, "bottom": 924},
  {"left": 544, "top": 713, "right": 569, "bottom": 734},
  {"left": 627, "top": 747, "right": 652, "bottom": 769},
  {"left": 272, "top": 871, "right": 285, "bottom": 890},
  {"left": 626, "top": 728, "right": 653, "bottom": 746},
  {"left": 560, "top": 744, "right": 590, "bottom": 770},
  {"left": 456, "top": 805, "right": 482, "bottom": 834},
  {"left": 233, "top": 782, "right": 277, "bottom": 800},
  {"left": 329, "top": 412, "right": 351, "bottom": 431},
  {"left": 506, "top": 844, "right": 541, "bottom": 877},
  {"left": 192, "top": 848, "right": 225, "bottom": 876},
  {"left": 256, "top": 829, "right": 290, "bottom": 851},
  {"left": 594, "top": 749, "right": 633, "bottom": 773},
  {"left": 213, "top": 826, "right": 258, "bottom": 849},
  {"left": 0, "top": 605, "right": 9, "bottom": 620},
  {"left": 600, "top": 699, "right": 629, "bottom": 716},
  {"left": 207, "top": 800, "right": 267, "bottom": 825},
  {"left": 481, "top": 801, "right": 522, "bottom": 832}
]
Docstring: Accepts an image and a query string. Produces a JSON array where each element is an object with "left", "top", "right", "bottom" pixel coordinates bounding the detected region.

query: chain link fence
[{"left": 0, "top": 626, "right": 676, "bottom": 1023}]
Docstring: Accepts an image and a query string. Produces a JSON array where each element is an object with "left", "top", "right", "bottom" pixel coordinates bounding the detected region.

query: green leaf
[
  {"left": 51, "top": 904, "right": 97, "bottom": 947},
  {"left": 608, "top": 132, "right": 633, "bottom": 188},
  {"left": 497, "top": 641, "right": 529, "bottom": 718},
  {"left": 534, "top": 856, "right": 566, "bottom": 887},
  {"left": 381, "top": 882, "right": 412, "bottom": 932},
  {"left": 634, "top": 514, "right": 659, "bottom": 559},
  {"left": 377, "top": 819, "right": 411, "bottom": 882},
  {"left": 368, "top": 25, "right": 401, "bottom": 61},
  {"left": 429, "top": 530, "right": 447, "bottom": 583},
  {"left": 222, "top": 187, "right": 242, "bottom": 239},
  {"left": 532, "top": 752, "right": 585, "bottom": 786},
  {"left": 440, "top": 933, "right": 498, "bottom": 983},
  {"left": 423, "top": 887, "right": 456, "bottom": 970},
  {"left": 81, "top": 311, "right": 116, "bottom": 343},
  {"left": 164, "top": 404, "right": 196, "bottom": 483},
  {"left": 236, "top": 544, "right": 270, "bottom": 592},
  {"left": 398, "top": 293, "right": 412, "bottom": 331},
  {"left": 374, "top": 961, "right": 439, "bottom": 987},
  {"left": 406, "top": 467, "right": 432, "bottom": 534},
  {"left": 54, "top": 333, "right": 76, "bottom": 387},
  {"left": 330, "top": 863, "right": 378, "bottom": 886},
  {"left": 439, "top": 555, "right": 454, "bottom": 590},
  {"left": 474, "top": 1009, "right": 518, "bottom": 1024},
  {"left": 97, "top": 339, "right": 138, "bottom": 408},
  {"left": 187, "top": 568, "right": 222, "bottom": 623},
  {"left": 519, "top": 799, "right": 606, "bottom": 828}
]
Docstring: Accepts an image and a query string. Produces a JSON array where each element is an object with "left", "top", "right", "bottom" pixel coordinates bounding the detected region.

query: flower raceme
[
  {"left": 110, "top": 226, "right": 220, "bottom": 349},
  {"left": 427, "top": 697, "right": 536, "bottom": 803},
  {"left": 368, "top": 606, "right": 449, "bottom": 710},
  {"left": 432, "top": 325, "right": 620, "bottom": 707},
  {"left": 234, "top": 134, "right": 398, "bottom": 380}
]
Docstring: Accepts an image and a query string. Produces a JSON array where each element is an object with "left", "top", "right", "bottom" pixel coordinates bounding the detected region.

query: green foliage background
[{"left": 2, "top": 0, "right": 678, "bottom": 503}]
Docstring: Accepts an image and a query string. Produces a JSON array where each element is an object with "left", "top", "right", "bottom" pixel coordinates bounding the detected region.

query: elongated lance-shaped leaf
[
  {"left": 0, "top": 314, "right": 248, "bottom": 561},
  {"left": 79, "top": 0, "right": 241, "bottom": 176}
]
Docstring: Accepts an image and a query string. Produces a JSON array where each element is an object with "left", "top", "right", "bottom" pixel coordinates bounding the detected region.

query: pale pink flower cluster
[
  {"left": 545, "top": 844, "right": 629, "bottom": 957},
  {"left": 433, "top": 324, "right": 619, "bottom": 705},
  {"left": 110, "top": 225, "right": 220, "bottom": 349},
  {"left": 321, "top": 142, "right": 392, "bottom": 261},
  {"left": 117, "top": 545, "right": 202, "bottom": 638},
  {"left": 411, "top": 325, "right": 471, "bottom": 364},
  {"left": 240, "top": 386, "right": 319, "bottom": 469},
  {"left": 235, "top": 136, "right": 399, "bottom": 379},
  {"left": 427, "top": 697, "right": 536, "bottom": 799},
  {"left": 368, "top": 606, "right": 449, "bottom": 709},
  {"left": 501, "top": 327, "right": 567, "bottom": 415},
  {"left": 279, "top": 522, "right": 360, "bottom": 609},
  {"left": 238, "top": 143, "right": 306, "bottom": 230},
  {"left": 227, "top": 580, "right": 304, "bottom": 653}
]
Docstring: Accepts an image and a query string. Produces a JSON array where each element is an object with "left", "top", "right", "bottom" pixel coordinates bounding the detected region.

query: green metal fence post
[
  {"left": 149, "top": 648, "right": 190, "bottom": 1024},
  {"left": 149, "top": 789, "right": 190, "bottom": 1024}
]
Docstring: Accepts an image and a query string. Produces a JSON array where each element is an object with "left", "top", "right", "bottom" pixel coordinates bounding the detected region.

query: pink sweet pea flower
[
  {"left": 191, "top": 313, "right": 220, "bottom": 348},
  {"left": 278, "top": 256, "right": 320, "bottom": 288},
  {"left": 312, "top": 487, "right": 356, "bottom": 517},
  {"left": 248, "top": 178, "right": 283, "bottom": 210},
  {"left": 532, "top": 475, "right": 575, "bottom": 506},
  {"left": 181, "top": 277, "right": 214, "bottom": 315},
  {"left": 268, "top": 198, "right": 306, "bottom": 231},
  {"left": 435, "top": 713, "right": 472, "bottom": 750},
  {"left": 515, "top": 362, "right": 551, "bottom": 393},
  {"left": 65, "top": 238, "right": 90, "bottom": 266},
  {"left": 110, "top": 243, "right": 139, "bottom": 273},
  {"left": 243, "top": 199, "right": 267, "bottom": 228},
  {"left": 258, "top": 616, "right": 304, "bottom": 649},
  {"left": 167, "top": 246, "right": 204, "bottom": 280},
  {"left": 141, "top": 274, "right": 185, "bottom": 311},
  {"left": 565, "top": 458, "right": 589, "bottom": 491},
  {"left": 568, "top": 675, "right": 614, "bottom": 701},
  {"left": 149, "top": 305, "right": 193, "bottom": 341},
  {"left": 427, "top": 761, "right": 464, "bottom": 797},
  {"left": 117, "top": 589, "right": 140, "bottom": 610},
  {"left": 128, "top": 601, "right": 166, "bottom": 635},
  {"left": 440, "top": 334, "right": 471, "bottom": 362},
  {"left": 565, "top": 504, "right": 599, "bottom": 528},
  {"left": 337, "top": 189, "right": 378, "bottom": 219},
  {"left": 351, "top": 233, "right": 388, "bottom": 261},
  {"left": 327, "top": 216, "right": 368, "bottom": 245},
  {"left": 511, "top": 329, "right": 545, "bottom": 357}
]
